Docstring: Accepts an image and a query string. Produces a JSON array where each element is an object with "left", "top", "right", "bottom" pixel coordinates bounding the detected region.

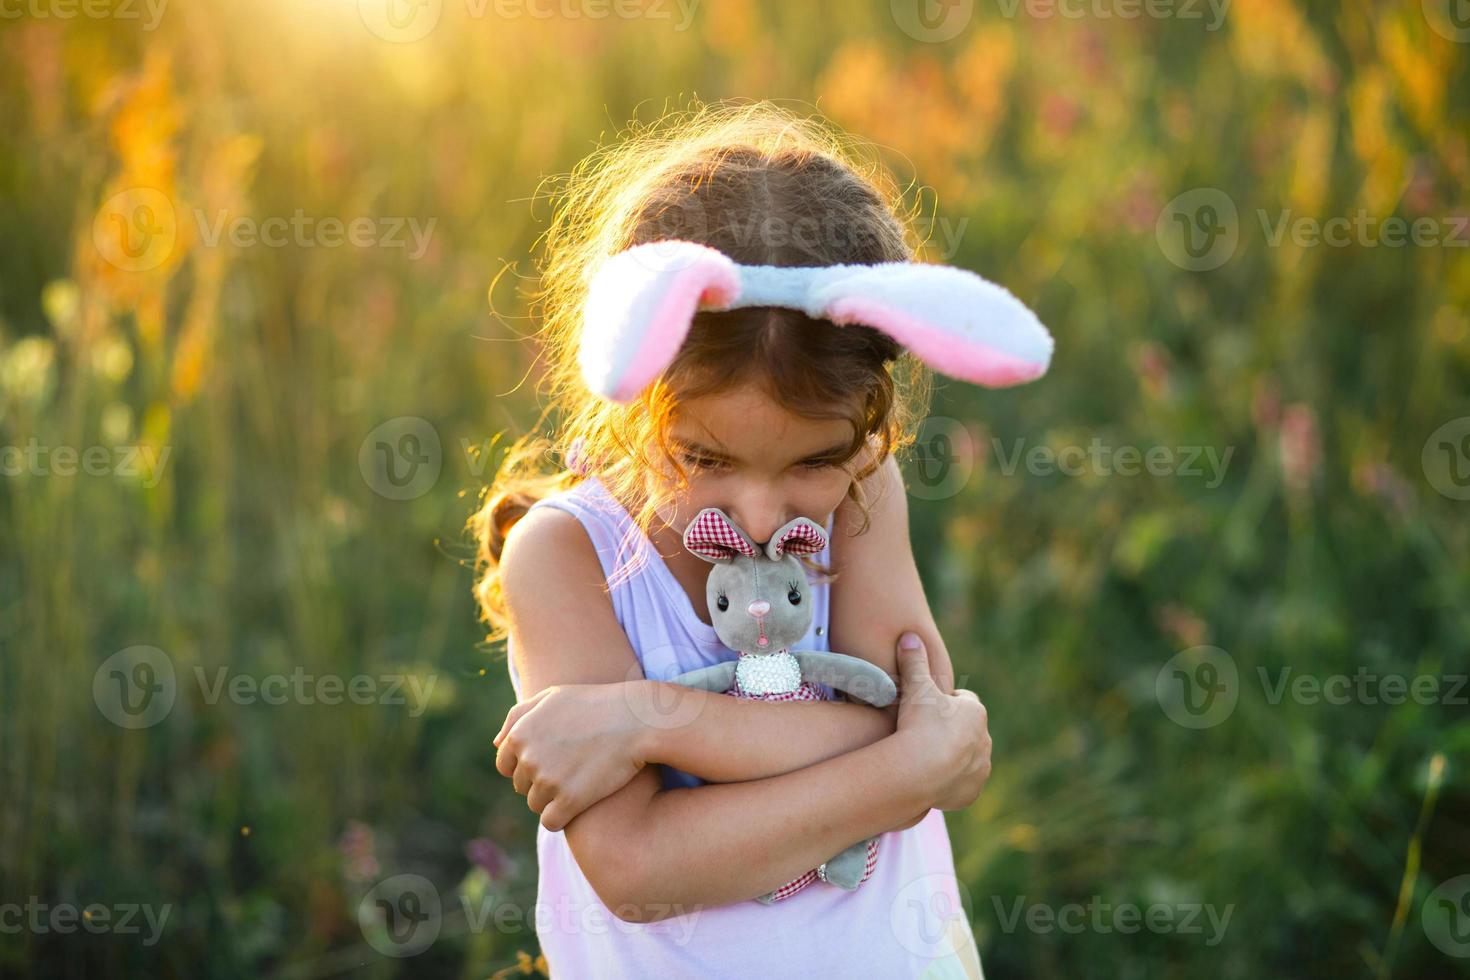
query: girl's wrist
[
  {"left": 625, "top": 679, "right": 683, "bottom": 764},
  {"left": 883, "top": 729, "right": 943, "bottom": 812}
]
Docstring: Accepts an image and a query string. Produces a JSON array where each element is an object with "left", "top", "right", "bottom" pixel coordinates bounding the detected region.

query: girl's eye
[
  {"left": 800, "top": 458, "right": 837, "bottom": 470},
  {"left": 716, "top": 595, "right": 729, "bottom": 612},
  {"left": 680, "top": 453, "right": 729, "bottom": 472},
  {"left": 787, "top": 589, "right": 801, "bottom": 606}
]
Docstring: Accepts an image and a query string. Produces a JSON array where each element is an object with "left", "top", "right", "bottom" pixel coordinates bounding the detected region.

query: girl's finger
[
  {"left": 526, "top": 781, "right": 554, "bottom": 816},
  {"left": 512, "top": 761, "right": 535, "bottom": 797},
  {"left": 494, "top": 739, "right": 520, "bottom": 779},
  {"left": 541, "top": 802, "right": 570, "bottom": 834},
  {"left": 493, "top": 688, "right": 549, "bottom": 746}
]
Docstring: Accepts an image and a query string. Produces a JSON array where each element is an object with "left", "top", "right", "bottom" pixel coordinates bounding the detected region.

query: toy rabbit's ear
[
  {"left": 684, "top": 508, "right": 759, "bottom": 564},
  {"left": 579, "top": 241, "right": 741, "bottom": 403},
  {"left": 814, "top": 263, "right": 1054, "bottom": 387},
  {"left": 765, "top": 517, "right": 827, "bottom": 561}
]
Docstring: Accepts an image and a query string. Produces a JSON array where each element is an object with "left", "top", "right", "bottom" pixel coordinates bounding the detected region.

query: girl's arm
[
  {"left": 496, "top": 503, "right": 990, "bottom": 918},
  {"left": 494, "top": 455, "right": 950, "bottom": 797}
]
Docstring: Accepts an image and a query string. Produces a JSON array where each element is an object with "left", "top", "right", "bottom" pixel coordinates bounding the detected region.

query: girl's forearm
[
  {"left": 612, "top": 732, "right": 930, "bottom": 917},
  {"left": 630, "top": 680, "right": 898, "bottom": 782}
]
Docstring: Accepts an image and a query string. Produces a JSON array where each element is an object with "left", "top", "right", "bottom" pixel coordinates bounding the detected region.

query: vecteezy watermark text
[
  {"left": 195, "top": 666, "right": 437, "bottom": 717},
  {"left": 991, "top": 437, "right": 1234, "bottom": 488},
  {"left": 358, "top": 874, "right": 702, "bottom": 958},
  {"left": 0, "top": 0, "right": 166, "bottom": 30},
  {"left": 1, "top": 440, "right": 170, "bottom": 488},
  {"left": 193, "top": 210, "right": 436, "bottom": 259},
  {"left": 992, "top": 895, "right": 1234, "bottom": 946},
  {"left": 0, "top": 898, "right": 171, "bottom": 947},
  {"left": 92, "top": 646, "right": 439, "bottom": 729}
]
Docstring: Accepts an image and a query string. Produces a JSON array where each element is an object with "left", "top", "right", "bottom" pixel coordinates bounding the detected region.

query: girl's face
[{"left": 649, "top": 383, "right": 868, "bottom": 546}]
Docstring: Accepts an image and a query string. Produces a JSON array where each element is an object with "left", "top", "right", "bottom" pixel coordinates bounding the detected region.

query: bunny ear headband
[
  {"left": 684, "top": 507, "right": 827, "bottom": 564},
  {"left": 578, "top": 239, "right": 1055, "bottom": 403}
]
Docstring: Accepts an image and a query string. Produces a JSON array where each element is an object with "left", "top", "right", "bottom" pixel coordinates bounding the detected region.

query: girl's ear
[
  {"left": 765, "top": 517, "right": 828, "bottom": 561},
  {"left": 684, "top": 508, "right": 759, "bottom": 563}
]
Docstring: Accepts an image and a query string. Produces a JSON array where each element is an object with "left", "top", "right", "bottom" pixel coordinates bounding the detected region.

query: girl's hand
[
  {"left": 493, "top": 681, "right": 653, "bottom": 832},
  {"left": 891, "top": 632, "right": 992, "bottom": 814}
]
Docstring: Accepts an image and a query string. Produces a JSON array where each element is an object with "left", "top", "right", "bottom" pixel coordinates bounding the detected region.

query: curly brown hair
[{"left": 469, "top": 101, "right": 937, "bottom": 643}]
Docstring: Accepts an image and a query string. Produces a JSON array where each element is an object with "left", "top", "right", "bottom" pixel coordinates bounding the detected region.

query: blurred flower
[
  {"left": 466, "top": 836, "right": 516, "bottom": 882},
  {"left": 1040, "top": 94, "right": 1082, "bottom": 144},
  {"left": 1402, "top": 157, "right": 1437, "bottom": 216},
  {"left": 1351, "top": 460, "right": 1413, "bottom": 519},
  {"left": 1251, "top": 379, "right": 1281, "bottom": 429},
  {"left": 41, "top": 279, "right": 80, "bottom": 339},
  {"left": 1129, "top": 341, "right": 1171, "bottom": 401},
  {"left": 337, "top": 821, "right": 380, "bottom": 883},
  {"left": 1279, "top": 403, "right": 1320, "bottom": 497},
  {"left": 488, "top": 950, "right": 549, "bottom": 977},
  {"left": 91, "top": 335, "right": 134, "bottom": 383},
  {"left": 1120, "top": 171, "right": 1161, "bottom": 234},
  {"left": 1155, "top": 604, "right": 1210, "bottom": 649},
  {"left": 819, "top": 42, "right": 974, "bottom": 199},
  {"left": 1, "top": 335, "right": 57, "bottom": 410},
  {"left": 12, "top": 23, "right": 63, "bottom": 137},
  {"left": 101, "top": 403, "right": 134, "bottom": 445}
]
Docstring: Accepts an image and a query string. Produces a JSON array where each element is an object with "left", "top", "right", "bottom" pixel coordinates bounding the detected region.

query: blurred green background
[{"left": 1, "top": 0, "right": 1468, "bottom": 977}]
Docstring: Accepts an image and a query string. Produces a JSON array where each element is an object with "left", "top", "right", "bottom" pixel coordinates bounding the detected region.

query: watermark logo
[
  {"left": 359, "top": 0, "right": 442, "bottom": 41},
  {"left": 892, "top": 0, "right": 974, "bottom": 42},
  {"left": 1422, "top": 417, "right": 1470, "bottom": 501},
  {"left": 1423, "top": 875, "right": 1470, "bottom": 958},
  {"left": 92, "top": 187, "right": 177, "bottom": 273},
  {"left": 93, "top": 646, "right": 177, "bottom": 729},
  {"left": 890, "top": 872, "right": 980, "bottom": 969},
  {"left": 1156, "top": 646, "right": 1238, "bottom": 729},
  {"left": 1156, "top": 188, "right": 1239, "bottom": 271},
  {"left": 359, "top": 417, "right": 443, "bottom": 501},
  {"left": 359, "top": 874, "right": 442, "bottom": 957},
  {"left": 907, "top": 417, "right": 976, "bottom": 501},
  {"left": 1423, "top": 0, "right": 1470, "bottom": 42}
]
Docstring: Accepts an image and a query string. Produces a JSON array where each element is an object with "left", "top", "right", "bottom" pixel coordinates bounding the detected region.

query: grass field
[{"left": 1, "top": 1, "right": 1467, "bottom": 976}]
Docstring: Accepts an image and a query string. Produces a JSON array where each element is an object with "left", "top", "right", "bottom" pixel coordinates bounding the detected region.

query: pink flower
[
  {"left": 1279, "top": 403, "right": 1320, "bottom": 496},
  {"left": 466, "top": 837, "right": 516, "bottom": 882},
  {"left": 338, "top": 821, "right": 380, "bottom": 884}
]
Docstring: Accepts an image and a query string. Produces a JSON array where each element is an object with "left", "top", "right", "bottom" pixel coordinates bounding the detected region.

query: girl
[{"left": 472, "top": 103, "right": 1033, "bottom": 977}]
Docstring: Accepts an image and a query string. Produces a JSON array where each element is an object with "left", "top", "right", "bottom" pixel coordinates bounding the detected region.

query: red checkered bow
[{"left": 683, "top": 509, "right": 758, "bottom": 562}]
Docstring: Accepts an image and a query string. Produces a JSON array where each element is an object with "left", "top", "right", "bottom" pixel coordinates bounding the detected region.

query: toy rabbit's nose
[{"left": 747, "top": 599, "right": 770, "bottom": 618}]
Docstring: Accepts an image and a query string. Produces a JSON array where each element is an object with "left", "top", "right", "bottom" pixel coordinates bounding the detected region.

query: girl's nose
[{"left": 747, "top": 599, "right": 770, "bottom": 618}]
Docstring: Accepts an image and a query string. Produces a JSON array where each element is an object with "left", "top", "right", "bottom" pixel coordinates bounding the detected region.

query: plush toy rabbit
[{"left": 669, "top": 507, "right": 898, "bottom": 905}]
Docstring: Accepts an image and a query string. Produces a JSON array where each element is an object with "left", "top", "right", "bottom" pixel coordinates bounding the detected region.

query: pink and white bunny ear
[
  {"left": 683, "top": 508, "right": 759, "bottom": 564},
  {"left": 579, "top": 242, "right": 740, "bottom": 403},
  {"left": 765, "top": 517, "right": 828, "bottom": 561},
  {"left": 579, "top": 239, "right": 1055, "bottom": 402},
  {"left": 814, "top": 263, "right": 1053, "bottom": 388}
]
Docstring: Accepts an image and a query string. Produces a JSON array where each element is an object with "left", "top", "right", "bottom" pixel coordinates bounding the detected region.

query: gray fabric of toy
[{"left": 669, "top": 507, "right": 898, "bottom": 904}]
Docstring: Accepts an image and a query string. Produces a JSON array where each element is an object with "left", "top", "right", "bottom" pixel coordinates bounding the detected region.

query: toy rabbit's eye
[
  {"left": 716, "top": 595, "right": 729, "bottom": 612},
  {"left": 787, "top": 589, "right": 801, "bottom": 606}
]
